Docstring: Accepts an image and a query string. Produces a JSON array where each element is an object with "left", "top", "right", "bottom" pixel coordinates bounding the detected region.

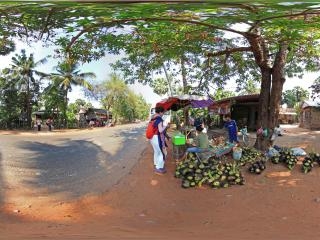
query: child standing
[{"left": 224, "top": 114, "right": 238, "bottom": 143}]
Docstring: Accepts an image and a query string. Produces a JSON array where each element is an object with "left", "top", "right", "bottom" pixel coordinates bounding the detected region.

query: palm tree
[
  {"left": 100, "top": 73, "right": 128, "bottom": 111},
  {"left": 44, "top": 60, "right": 95, "bottom": 127},
  {"left": 3, "top": 49, "right": 47, "bottom": 128}
]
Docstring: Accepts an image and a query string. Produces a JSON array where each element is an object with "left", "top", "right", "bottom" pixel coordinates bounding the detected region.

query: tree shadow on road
[
  {"left": 16, "top": 139, "right": 117, "bottom": 199},
  {"left": 0, "top": 152, "right": 3, "bottom": 206},
  {"left": 1, "top": 124, "right": 147, "bottom": 206}
]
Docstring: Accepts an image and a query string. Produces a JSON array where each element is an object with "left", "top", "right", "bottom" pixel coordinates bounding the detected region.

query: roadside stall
[
  {"left": 195, "top": 136, "right": 235, "bottom": 162},
  {"left": 155, "top": 95, "right": 214, "bottom": 161}
]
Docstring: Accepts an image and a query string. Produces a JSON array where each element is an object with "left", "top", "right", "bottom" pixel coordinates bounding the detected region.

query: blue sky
[{"left": 1, "top": 40, "right": 316, "bottom": 107}]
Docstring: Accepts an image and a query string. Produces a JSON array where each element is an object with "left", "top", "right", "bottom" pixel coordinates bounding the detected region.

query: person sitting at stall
[
  {"left": 186, "top": 125, "right": 209, "bottom": 153},
  {"left": 193, "top": 117, "right": 207, "bottom": 133}
]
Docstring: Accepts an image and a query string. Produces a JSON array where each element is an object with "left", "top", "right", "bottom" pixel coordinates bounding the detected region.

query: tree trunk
[
  {"left": 253, "top": 48, "right": 288, "bottom": 150},
  {"left": 64, "top": 91, "right": 68, "bottom": 128},
  {"left": 247, "top": 33, "right": 288, "bottom": 151},
  {"left": 26, "top": 77, "right": 32, "bottom": 129},
  {"left": 181, "top": 56, "right": 189, "bottom": 127},
  {"left": 270, "top": 43, "right": 288, "bottom": 128},
  {"left": 254, "top": 67, "right": 272, "bottom": 150},
  {"left": 162, "top": 63, "right": 173, "bottom": 96}
]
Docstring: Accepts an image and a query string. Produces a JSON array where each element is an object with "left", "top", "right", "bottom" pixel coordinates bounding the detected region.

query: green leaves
[
  {"left": 93, "top": 73, "right": 149, "bottom": 122},
  {"left": 282, "top": 86, "right": 309, "bottom": 108}
]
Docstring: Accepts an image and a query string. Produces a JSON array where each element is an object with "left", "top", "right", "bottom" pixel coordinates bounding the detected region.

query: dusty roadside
[{"left": 1, "top": 125, "right": 320, "bottom": 240}]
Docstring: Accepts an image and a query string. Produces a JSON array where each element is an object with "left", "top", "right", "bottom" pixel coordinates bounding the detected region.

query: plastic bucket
[{"left": 233, "top": 148, "right": 242, "bottom": 160}]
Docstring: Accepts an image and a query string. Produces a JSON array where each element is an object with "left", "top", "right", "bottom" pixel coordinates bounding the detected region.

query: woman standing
[{"left": 150, "top": 106, "right": 167, "bottom": 175}]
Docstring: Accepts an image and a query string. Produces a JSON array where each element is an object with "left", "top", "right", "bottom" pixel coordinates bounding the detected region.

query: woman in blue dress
[{"left": 149, "top": 106, "right": 168, "bottom": 174}]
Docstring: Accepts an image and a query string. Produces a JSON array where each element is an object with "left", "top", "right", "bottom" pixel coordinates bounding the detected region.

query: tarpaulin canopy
[{"left": 156, "top": 95, "right": 214, "bottom": 111}]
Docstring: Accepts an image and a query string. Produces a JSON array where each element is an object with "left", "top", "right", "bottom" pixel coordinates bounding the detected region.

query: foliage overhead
[
  {"left": 1, "top": 2, "right": 320, "bottom": 84},
  {"left": 1, "top": 1, "right": 320, "bottom": 136},
  {"left": 310, "top": 77, "right": 320, "bottom": 100}
]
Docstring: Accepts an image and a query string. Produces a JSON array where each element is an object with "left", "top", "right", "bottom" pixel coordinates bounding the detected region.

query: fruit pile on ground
[
  {"left": 175, "top": 146, "right": 319, "bottom": 189},
  {"left": 238, "top": 147, "right": 263, "bottom": 166},
  {"left": 301, "top": 152, "right": 320, "bottom": 173},
  {"left": 248, "top": 160, "right": 266, "bottom": 174},
  {"left": 270, "top": 148, "right": 298, "bottom": 170},
  {"left": 175, "top": 153, "right": 245, "bottom": 189}
]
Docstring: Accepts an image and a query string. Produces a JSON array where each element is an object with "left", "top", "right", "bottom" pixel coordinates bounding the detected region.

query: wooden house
[
  {"left": 209, "top": 94, "right": 259, "bottom": 130},
  {"left": 278, "top": 108, "right": 297, "bottom": 124},
  {"left": 299, "top": 100, "right": 320, "bottom": 130},
  {"left": 78, "top": 108, "right": 112, "bottom": 127}
]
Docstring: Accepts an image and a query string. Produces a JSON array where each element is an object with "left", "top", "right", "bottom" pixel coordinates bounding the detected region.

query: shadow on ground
[
  {"left": 16, "top": 139, "right": 112, "bottom": 198},
  {"left": 9, "top": 125, "right": 147, "bottom": 200}
]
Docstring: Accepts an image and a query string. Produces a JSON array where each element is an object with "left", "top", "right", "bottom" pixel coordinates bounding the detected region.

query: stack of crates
[{"left": 172, "top": 133, "right": 186, "bottom": 160}]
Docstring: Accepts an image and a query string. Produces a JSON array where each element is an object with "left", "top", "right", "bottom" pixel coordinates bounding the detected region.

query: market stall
[{"left": 155, "top": 95, "right": 214, "bottom": 161}]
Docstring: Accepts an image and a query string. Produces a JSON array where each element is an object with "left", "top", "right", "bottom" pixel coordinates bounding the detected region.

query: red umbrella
[{"left": 155, "top": 97, "right": 190, "bottom": 111}]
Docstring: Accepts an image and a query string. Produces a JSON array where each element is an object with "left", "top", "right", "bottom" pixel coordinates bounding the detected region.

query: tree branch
[
  {"left": 206, "top": 47, "right": 252, "bottom": 57},
  {"left": 66, "top": 17, "right": 247, "bottom": 51},
  {"left": 248, "top": 9, "right": 320, "bottom": 32},
  {"left": 38, "top": 8, "right": 56, "bottom": 41}
]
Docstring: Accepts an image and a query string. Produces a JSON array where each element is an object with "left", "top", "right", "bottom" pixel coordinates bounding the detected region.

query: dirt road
[
  {"left": 1, "top": 124, "right": 320, "bottom": 240},
  {"left": 0, "top": 123, "right": 147, "bottom": 220}
]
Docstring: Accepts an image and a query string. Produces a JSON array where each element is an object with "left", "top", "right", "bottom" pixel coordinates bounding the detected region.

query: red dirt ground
[{"left": 1, "top": 125, "right": 320, "bottom": 240}]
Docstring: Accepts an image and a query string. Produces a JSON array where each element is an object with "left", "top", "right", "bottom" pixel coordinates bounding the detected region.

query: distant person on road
[
  {"left": 46, "top": 117, "right": 53, "bottom": 131},
  {"left": 36, "top": 118, "right": 42, "bottom": 131},
  {"left": 89, "top": 119, "right": 95, "bottom": 128},
  {"left": 223, "top": 113, "right": 239, "bottom": 143}
]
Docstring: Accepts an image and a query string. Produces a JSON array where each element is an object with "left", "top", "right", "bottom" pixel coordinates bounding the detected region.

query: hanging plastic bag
[
  {"left": 262, "top": 128, "right": 268, "bottom": 137},
  {"left": 267, "top": 147, "right": 279, "bottom": 158}
]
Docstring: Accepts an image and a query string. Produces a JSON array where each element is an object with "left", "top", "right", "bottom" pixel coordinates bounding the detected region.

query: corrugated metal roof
[
  {"left": 88, "top": 108, "right": 109, "bottom": 115},
  {"left": 212, "top": 94, "right": 260, "bottom": 105},
  {"left": 301, "top": 100, "right": 320, "bottom": 109}
]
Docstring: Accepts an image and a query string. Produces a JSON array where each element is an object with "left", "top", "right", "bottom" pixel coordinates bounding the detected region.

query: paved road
[{"left": 0, "top": 123, "right": 148, "bottom": 205}]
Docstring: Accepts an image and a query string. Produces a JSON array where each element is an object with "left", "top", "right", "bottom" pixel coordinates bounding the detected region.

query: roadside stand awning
[{"left": 156, "top": 95, "right": 214, "bottom": 111}]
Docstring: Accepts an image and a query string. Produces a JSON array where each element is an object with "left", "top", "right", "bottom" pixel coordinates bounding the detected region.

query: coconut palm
[
  {"left": 3, "top": 49, "right": 47, "bottom": 128},
  {"left": 44, "top": 60, "right": 95, "bottom": 127}
]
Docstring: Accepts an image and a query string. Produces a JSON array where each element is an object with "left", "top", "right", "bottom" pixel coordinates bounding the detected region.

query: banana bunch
[
  {"left": 301, "top": 156, "right": 314, "bottom": 173},
  {"left": 279, "top": 149, "right": 298, "bottom": 170},
  {"left": 270, "top": 155, "right": 281, "bottom": 164},
  {"left": 205, "top": 162, "right": 245, "bottom": 189},
  {"left": 300, "top": 152, "right": 320, "bottom": 174},
  {"left": 248, "top": 160, "right": 266, "bottom": 174},
  {"left": 238, "top": 147, "right": 262, "bottom": 166},
  {"left": 309, "top": 152, "right": 320, "bottom": 166},
  {"left": 175, "top": 153, "right": 245, "bottom": 189}
]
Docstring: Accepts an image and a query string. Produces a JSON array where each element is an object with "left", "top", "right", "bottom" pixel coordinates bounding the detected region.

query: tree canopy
[
  {"left": 282, "top": 86, "right": 309, "bottom": 108},
  {"left": 1, "top": 1, "right": 320, "bottom": 148}
]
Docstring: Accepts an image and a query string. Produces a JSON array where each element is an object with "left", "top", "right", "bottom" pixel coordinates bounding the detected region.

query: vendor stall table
[{"left": 196, "top": 143, "right": 235, "bottom": 162}]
